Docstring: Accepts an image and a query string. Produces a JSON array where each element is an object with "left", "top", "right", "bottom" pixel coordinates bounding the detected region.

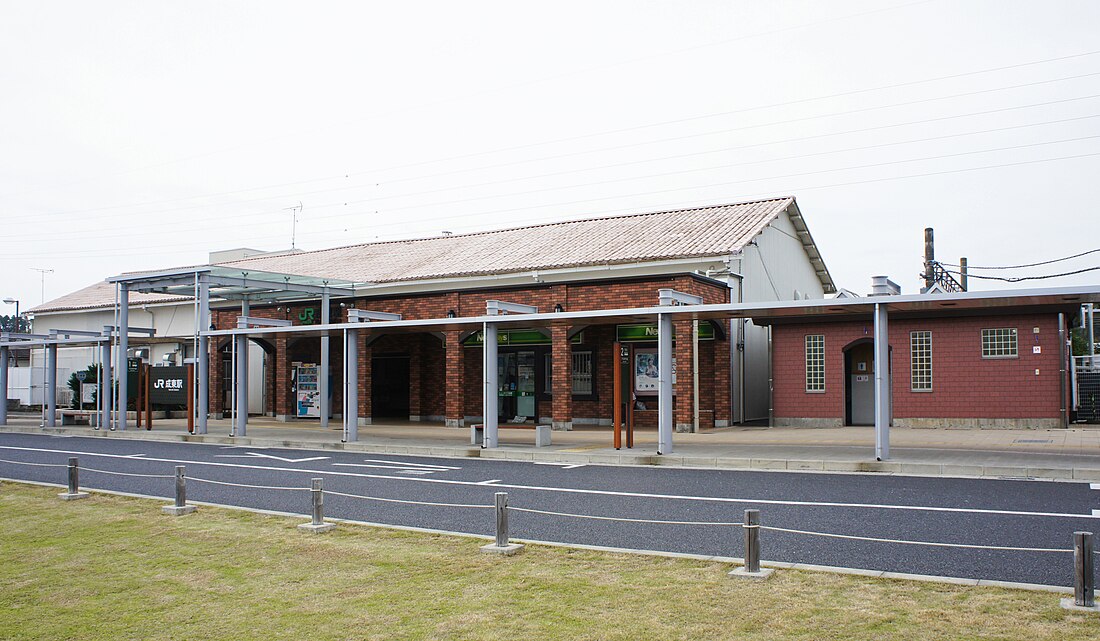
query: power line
[
  {"left": 0, "top": 0, "right": 936, "bottom": 203},
  {"left": 943, "top": 266, "right": 1100, "bottom": 282},
  {"left": 4, "top": 148, "right": 1100, "bottom": 261},
  {"left": 9, "top": 110, "right": 1100, "bottom": 245},
  {"left": 8, "top": 55, "right": 1100, "bottom": 222},
  {"left": 939, "top": 248, "right": 1100, "bottom": 270}
]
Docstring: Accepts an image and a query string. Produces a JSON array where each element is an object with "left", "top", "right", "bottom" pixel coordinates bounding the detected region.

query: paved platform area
[{"left": 3, "top": 413, "right": 1100, "bottom": 480}]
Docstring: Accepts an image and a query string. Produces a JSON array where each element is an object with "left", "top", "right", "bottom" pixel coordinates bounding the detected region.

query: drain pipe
[
  {"left": 1060, "top": 312, "right": 1068, "bottom": 428},
  {"left": 724, "top": 257, "right": 746, "bottom": 425}
]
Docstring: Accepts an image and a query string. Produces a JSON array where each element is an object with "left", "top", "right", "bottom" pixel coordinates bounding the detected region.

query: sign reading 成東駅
[{"left": 149, "top": 366, "right": 189, "bottom": 405}]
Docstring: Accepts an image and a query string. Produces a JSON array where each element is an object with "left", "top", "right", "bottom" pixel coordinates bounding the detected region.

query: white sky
[{"left": 2, "top": 0, "right": 1099, "bottom": 310}]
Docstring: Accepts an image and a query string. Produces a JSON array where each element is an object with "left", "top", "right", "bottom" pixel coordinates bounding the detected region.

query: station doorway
[
  {"left": 844, "top": 340, "right": 874, "bottom": 426},
  {"left": 371, "top": 354, "right": 410, "bottom": 418}
]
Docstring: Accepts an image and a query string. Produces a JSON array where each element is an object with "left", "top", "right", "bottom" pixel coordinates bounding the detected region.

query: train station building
[{"left": 5, "top": 196, "right": 1098, "bottom": 457}]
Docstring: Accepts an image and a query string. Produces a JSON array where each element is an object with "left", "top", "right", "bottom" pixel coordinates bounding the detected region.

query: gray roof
[{"left": 31, "top": 197, "right": 835, "bottom": 313}]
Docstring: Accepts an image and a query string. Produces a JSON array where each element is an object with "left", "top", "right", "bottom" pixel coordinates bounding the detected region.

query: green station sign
[
  {"left": 464, "top": 329, "right": 583, "bottom": 347},
  {"left": 615, "top": 323, "right": 714, "bottom": 342}
]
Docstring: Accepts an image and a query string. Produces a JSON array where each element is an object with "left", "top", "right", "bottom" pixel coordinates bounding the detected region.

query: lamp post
[{"left": 2, "top": 298, "right": 18, "bottom": 332}]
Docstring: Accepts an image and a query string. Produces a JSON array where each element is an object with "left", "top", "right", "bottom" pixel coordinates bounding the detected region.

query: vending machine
[{"left": 295, "top": 363, "right": 321, "bottom": 418}]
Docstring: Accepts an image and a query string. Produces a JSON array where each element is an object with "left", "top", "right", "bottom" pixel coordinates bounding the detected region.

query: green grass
[{"left": 0, "top": 482, "right": 1095, "bottom": 640}]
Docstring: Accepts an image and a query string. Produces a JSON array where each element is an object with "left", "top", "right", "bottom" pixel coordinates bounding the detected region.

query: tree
[
  {"left": 66, "top": 364, "right": 100, "bottom": 409},
  {"left": 0, "top": 314, "right": 28, "bottom": 333}
]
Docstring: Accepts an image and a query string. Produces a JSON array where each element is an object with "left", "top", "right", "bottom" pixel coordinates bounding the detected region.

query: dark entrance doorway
[
  {"left": 844, "top": 340, "right": 875, "bottom": 426},
  {"left": 371, "top": 355, "right": 410, "bottom": 418}
]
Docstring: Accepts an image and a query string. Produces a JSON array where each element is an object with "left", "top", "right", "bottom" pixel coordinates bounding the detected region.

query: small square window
[{"left": 981, "top": 328, "right": 1017, "bottom": 358}]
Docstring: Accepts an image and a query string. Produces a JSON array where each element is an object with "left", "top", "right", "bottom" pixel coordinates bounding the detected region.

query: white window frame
[
  {"left": 910, "top": 330, "right": 932, "bottom": 392},
  {"left": 805, "top": 334, "right": 825, "bottom": 393},
  {"left": 981, "top": 328, "right": 1018, "bottom": 358}
]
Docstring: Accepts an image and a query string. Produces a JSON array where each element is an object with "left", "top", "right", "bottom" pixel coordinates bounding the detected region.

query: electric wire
[
  {"left": 939, "top": 247, "right": 1100, "bottom": 270},
  {"left": 943, "top": 266, "right": 1100, "bottom": 282},
  {"left": 4, "top": 149, "right": 1100, "bottom": 261},
  {"left": 8, "top": 68, "right": 1100, "bottom": 224}
]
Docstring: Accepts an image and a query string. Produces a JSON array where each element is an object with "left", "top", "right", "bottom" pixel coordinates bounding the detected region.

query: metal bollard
[
  {"left": 311, "top": 478, "right": 324, "bottom": 526},
  {"left": 729, "top": 508, "right": 773, "bottom": 579},
  {"left": 58, "top": 457, "right": 89, "bottom": 501},
  {"left": 298, "top": 477, "right": 334, "bottom": 533},
  {"left": 495, "top": 492, "right": 509, "bottom": 547},
  {"left": 745, "top": 509, "right": 761, "bottom": 573},
  {"left": 1075, "top": 531, "right": 1095, "bottom": 608},
  {"left": 162, "top": 465, "right": 196, "bottom": 515},
  {"left": 479, "top": 491, "right": 524, "bottom": 555}
]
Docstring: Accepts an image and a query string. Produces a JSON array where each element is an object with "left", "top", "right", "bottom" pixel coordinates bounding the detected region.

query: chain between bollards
[
  {"left": 480, "top": 491, "right": 524, "bottom": 555},
  {"left": 298, "top": 477, "right": 334, "bottom": 533},
  {"left": 58, "top": 457, "right": 89, "bottom": 501}
]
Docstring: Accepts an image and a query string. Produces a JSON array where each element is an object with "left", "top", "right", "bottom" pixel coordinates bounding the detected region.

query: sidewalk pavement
[{"left": 3, "top": 414, "right": 1100, "bottom": 481}]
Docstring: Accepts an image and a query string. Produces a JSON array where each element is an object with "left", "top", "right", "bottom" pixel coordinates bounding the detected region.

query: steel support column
[
  {"left": 320, "top": 291, "right": 330, "bottom": 428},
  {"left": 101, "top": 326, "right": 113, "bottom": 430},
  {"left": 874, "top": 302, "right": 891, "bottom": 461},
  {"left": 658, "top": 312, "right": 673, "bottom": 455},
  {"left": 196, "top": 278, "right": 210, "bottom": 434},
  {"left": 235, "top": 299, "right": 249, "bottom": 437},
  {"left": 0, "top": 346, "right": 8, "bottom": 426},
  {"left": 345, "top": 327, "right": 359, "bottom": 441},
  {"left": 483, "top": 322, "right": 498, "bottom": 448},
  {"left": 118, "top": 284, "right": 129, "bottom": 430},
  {"left": 45, "top": 342, "right": 57, "bottom": 428}
]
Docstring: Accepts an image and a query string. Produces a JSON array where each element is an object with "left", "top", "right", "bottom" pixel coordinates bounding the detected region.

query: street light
[{"left": 3, "top": 298, "right": 20, "bottom": 332}]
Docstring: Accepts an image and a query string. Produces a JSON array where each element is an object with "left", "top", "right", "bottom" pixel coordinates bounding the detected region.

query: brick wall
[
  {"left": 772, "top": 313, "right": 1064, "bottom": 424},
  {"left": 208, "top": 274, "right": 732, "bottom": 426}
]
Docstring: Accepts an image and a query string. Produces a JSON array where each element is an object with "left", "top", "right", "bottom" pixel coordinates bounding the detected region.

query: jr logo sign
[{"left": 298, "top": 308, "right": 317, "bottom": 325}]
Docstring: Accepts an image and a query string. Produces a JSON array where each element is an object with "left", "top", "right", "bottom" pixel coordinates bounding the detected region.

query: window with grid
[
  {"left": 981, "top": 328, "right": 1017, "bottom": 358},
  {"left": 805, "top": 335, "right": 825, "bottom": 392},
  {"left": 572, "top": 351, "right": 593, "bottom": 395},
  {"left": 910, "top": 331, "right": 932, "bottom": 391}
]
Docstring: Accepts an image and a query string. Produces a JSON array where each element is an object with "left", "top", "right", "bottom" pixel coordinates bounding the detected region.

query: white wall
[
  {"left": 734, "top": 208, "right": 828, "bottom": 421},
  {"left": 5, "top": 366, "right": 75, "bottom": 407}
]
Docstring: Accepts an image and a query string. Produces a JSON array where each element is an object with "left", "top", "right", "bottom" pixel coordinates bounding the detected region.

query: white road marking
[
  {"left": 332, "top": 463, "right": 449, "bottom": 474},
  {"left": 213, "top": 452, "right": 329, "bottom": 463},
  {"left": 123, "top": 454, "right": 147, "bottom": 458},
  {"left": 533, "top": 462, "right": 586, "bottom": 470},
  {"left": 1, "top": 444, "right": 1096, "bottom": 520},
  {"left": 360, "top": 459, "right": 460, "bottom": 470},
  {"left": 563, "top": 464, "right": 586, "bottom": 470},
  {"left": 1091, "top": 483, "right": 1100, "bottom": 490}
]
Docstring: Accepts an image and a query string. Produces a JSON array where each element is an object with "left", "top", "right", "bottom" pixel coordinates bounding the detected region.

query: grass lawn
[{"left": 0, "top": 482, "right": 1096, "bottom": 640}]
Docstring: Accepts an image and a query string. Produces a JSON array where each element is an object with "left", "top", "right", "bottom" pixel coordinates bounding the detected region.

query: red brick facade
[
  {"left": 771, "top": 313, "right": 1066, "bottom": 428},
  {"left": 209, "top": 274, "right": 734, "bottom": 429}
]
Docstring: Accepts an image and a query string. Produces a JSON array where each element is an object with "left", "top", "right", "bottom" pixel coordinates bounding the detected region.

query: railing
[{"left": 0, "top": 456, "right": 1095, "bottom": 608}]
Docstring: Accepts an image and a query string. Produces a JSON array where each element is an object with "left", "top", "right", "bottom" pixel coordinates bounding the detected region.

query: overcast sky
[{"left": 2, "top": 0, "right": 1098, "bottom": 311}]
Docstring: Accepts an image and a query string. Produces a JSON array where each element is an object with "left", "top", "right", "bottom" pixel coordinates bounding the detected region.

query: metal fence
[
  {"left": 0, "top": 456, "right": 1095, "bottom": 609},
  {"left": 1075, "top": 356, "right": 1100, "bottom": 424}
]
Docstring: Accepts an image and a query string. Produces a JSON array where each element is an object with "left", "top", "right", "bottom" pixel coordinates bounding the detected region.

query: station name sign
[{"left": 149, "top": 366, "right": 188, "bottom": 404}]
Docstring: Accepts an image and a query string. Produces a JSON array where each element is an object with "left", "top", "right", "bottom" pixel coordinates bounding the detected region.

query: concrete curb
[
  {"left": 1, "top": 477, "right": 1076, "bottom": 596},
  {"left": 3, "top": 425, "right": 1100, "bottom": 482}
]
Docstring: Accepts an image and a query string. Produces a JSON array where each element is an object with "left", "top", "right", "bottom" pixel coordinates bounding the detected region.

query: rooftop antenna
[
  {"left": 30, "top": 267, "right": 53, "bottom": 304},
  {"left": 284, "top": 201, "right": 303, "bottom": 249}
]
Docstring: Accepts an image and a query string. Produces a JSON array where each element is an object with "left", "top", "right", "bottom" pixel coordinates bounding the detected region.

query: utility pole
[{"left": 30, "top": 268, "right": 53, "bottom": 304}]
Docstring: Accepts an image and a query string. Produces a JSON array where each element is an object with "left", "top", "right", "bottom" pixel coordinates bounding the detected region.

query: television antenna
[
  {"left": 30, "top": 267, "right": 53, "bottom": 304},
  {"left": 284, "top": 201, "right": 303, "bottom": 249}
]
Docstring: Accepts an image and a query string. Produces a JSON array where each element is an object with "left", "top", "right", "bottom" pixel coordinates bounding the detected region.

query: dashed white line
[
  {"left": 360, "top": 459, "right": 459, "bottom": 470},
  {"left": 477, "top": 479, "right": 501, "bottom": 485}
]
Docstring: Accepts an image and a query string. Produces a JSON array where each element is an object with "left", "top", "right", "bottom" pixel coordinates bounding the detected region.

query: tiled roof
[
  {"left": 216, "top": 198, "right": 796, "bottom": 282},
  {"left": 32, "top": 197, "right": 823, "bottom": 313},
  {"left": 30, "top": 281, "right": 191, "bottom": 314}
]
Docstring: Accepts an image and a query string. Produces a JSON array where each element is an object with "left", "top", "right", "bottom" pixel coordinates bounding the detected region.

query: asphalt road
[{"left": 1, "top": 432, "right": 1097, "bottom": 588}]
